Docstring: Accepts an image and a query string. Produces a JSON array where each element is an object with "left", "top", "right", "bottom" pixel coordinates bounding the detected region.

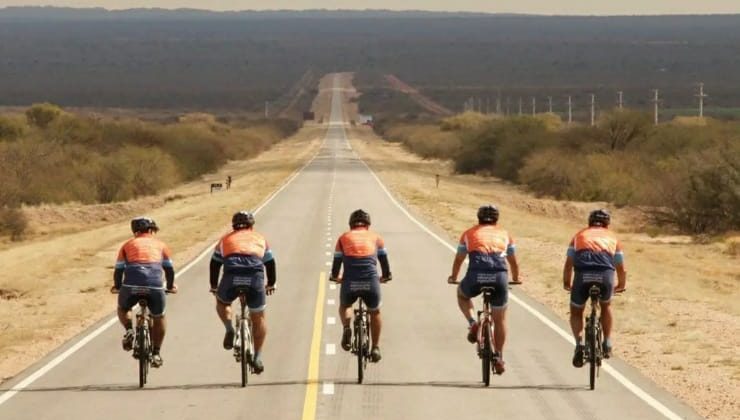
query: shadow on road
[{"left": 6, "top": 379, "right": 584, "bottom": 393}]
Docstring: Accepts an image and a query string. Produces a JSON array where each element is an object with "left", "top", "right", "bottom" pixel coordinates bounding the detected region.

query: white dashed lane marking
[
  {"left": 326, "top": 317, "right": 336, "bottom": 325},
  {"left": 325, "top": 344, "right": 336, "bottom": 355},
  {"left": 322, "top": 382, "right": 335, "bottom": 395}
]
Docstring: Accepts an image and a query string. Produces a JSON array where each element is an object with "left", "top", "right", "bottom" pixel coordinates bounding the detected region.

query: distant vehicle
[{"left": 303, "top": 111, "right": 315, "bottom": 121}]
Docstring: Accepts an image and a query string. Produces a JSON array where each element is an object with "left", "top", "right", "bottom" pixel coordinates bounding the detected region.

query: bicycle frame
[
  {"left": 585, "top": 284, "right": 604, "bottom": 390},
  {"left": 234, "top": 290, "right": 254, "bottom": 387},
  {"left": 352, "top": 298, "right": 371, "bottom": 384},
  {"left": 477, "top": 287, "right": 498, "bottom": 386},
  {"left": 134, "top": 299, "right": 152, "bottom": 388}
]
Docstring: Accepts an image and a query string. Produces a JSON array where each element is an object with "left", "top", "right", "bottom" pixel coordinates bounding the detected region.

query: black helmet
[
  {"left": 349, "top": 209, "right": 371, "bottom": 227},
  {"left": 131, "top": 216, "right": 159, "bottom": 234},
  {"left": 588, "top": 209, "right": 611, "bottom": 227},
  {"left": 477, "top": 205, "right": 499, "bottom": 224},
  {"left": 232, "top": 211, "right": 255, "bottom": 229}
]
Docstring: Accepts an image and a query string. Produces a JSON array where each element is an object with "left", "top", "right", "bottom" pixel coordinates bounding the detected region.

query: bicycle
[
  {"left": 232, "top": 287, "right": 255, "bottom": 387},
  {"left": 475, "top": 286, "right": 502, "bottom": 386},
  {"left": 133, "top": 298, "right": 153, "bottom": 388},
  {"left": 352, "top": 297, "right": 371, "bottom": 384}
]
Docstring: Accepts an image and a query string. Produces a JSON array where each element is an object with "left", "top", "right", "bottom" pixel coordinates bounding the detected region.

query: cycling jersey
[
  {"left": 115, "top": 234, "right": 173, "bottom": 289},
  {"left": 212, "top": 229, "right": 274, "bottom": 274},
  {"left": 457, "top": 224, "right": 516, "bottom": 272},
  {"left": 333, "top": 227, "right": 388, "bottom": 281},
  {"left": 567, "top": 227, "right": 624, "bottom": 271}
]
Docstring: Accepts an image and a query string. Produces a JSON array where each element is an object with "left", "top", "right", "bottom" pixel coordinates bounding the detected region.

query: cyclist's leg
[
  {"left": 149, "top": 289, "right": 166, "bottom": 353},
  {"left": 339, "top": 280, "right": 358, "bottom": 350},
  {"left": 491, "top": 272, "right": 509, "bottom": 355},
  {"left": 215, "top": 275, "right": 238, "bottom": 349},
  {"left": 364, "top": 282, "right": 382, "bottom": 348},
  {"left": 246, "top": 285, "right": 267, "bottom": 355},
  {"left": 117, "top": 288, "right": 136, "bottom": 329},
  {"left": 598, "top": 270, "right": 616, "bottom": 354},
  {"left": 569, "top": 272, "right": 588, "bottom": 345},
  {"left": 457, "top": 272, "right": 480, "bottom": 324}
]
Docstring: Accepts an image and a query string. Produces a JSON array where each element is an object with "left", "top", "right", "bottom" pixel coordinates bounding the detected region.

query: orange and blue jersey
[
  {"left": 333, "top": 227, "right": 387, "bottom": 280},
  {"left": 115, "top": 234, "right": 173, "bottom": 288},
  {"left": 457, "top": 224, "right": 515, "bottom": 272},
  {"left": 567, "top": 227, "right": 624, "bottom": 271},
  {"left": 212, "top": 229, "right": 273, "bottom": 274}
]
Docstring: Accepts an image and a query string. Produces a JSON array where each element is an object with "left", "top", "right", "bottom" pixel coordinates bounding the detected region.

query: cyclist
[
  {"left": 111, "top": 217, "right": 177, "bottom": 368},
  {"left": 330, "top": 209, "right": 392, "bottom": 363},
  {"left": 210, "top": 211, "right": 276, "bottom": 374},
  {"left": 448, "top": 205, "right": 520, "bottom": 374},
  {"left": 563, "top": 209, "right": 627, "bottom": 367}
]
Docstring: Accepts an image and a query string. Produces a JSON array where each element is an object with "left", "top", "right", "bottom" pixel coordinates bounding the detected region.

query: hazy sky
[{"left": 1, "top": 1, "right": 739, "bottom": 15}]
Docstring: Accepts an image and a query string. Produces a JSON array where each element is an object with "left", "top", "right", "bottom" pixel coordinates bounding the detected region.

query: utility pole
[
  {"left": 506, "top": 97, "right": 511, "bottom": 116},
  {"left": 548, "top": 96, "right": 553, "bottom": 113},
  {"left": 518, "top": 97, "right": 523, "bottom": 116},
  {"left": 617, "top": 91, "right": 624, "bottom": 110},
  {"left": 265, "top": 101, "right": 269, "bottom": 118},
  {"left": 567, "top": 95, "right": 573, "bottom": 126},
  {"left": 532, "top": 97, "right": 536, "bottom": 116},
  {"left": 496, "top": 95, "right": 502, "bottom": 114},
  {"left": 696, "top": 82, "right": 708, "bottom": 118},
  {"left": 652, "top": 89, "right": 660, "bottom": 125},
  {"left": 486, "top": 97, "right": 490, "bottom": 114},
  {"left": 590, "top": 94, "right": 596, "bottom": 127},
  {"left": 478, "top": 98, "right": 483, "bottom": 113}
]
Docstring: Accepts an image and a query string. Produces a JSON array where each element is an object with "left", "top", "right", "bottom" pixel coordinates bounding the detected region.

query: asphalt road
[{"left": 0, "top": 75, "right": 701, "bottom": 420}]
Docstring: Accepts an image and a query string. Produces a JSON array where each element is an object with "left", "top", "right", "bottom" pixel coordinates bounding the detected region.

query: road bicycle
[
  {"left": 133, "top": 298, "right": 153, "bottom": 388},
  {"left": 232, "top": 287, "right": 255, "bottom": 387},
  {"left": 352, "top": 297, "right": 372, "bottom": 384},
  {"left": 476, "top": 286, "right": 502, "bottom": 386}
]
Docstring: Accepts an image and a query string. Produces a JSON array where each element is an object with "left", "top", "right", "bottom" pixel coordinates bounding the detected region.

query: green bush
[
  {"left": 25, "top": 103, "right": 63, "bottom": 129},
  {"left": 0, "top": 115, "right": 26, "bottom": 141}
]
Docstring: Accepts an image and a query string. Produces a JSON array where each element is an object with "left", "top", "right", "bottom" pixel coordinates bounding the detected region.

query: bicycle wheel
[
  {"left": 481, "top": 321, "right": 491, "bottom": 387},
  {"left": 588, "top": 315, "right": 597, "bottom": 390},
  {"left": 240, "top": 318, "right": 248, "bottom": 387},
  {"left": 355, "top": 315, "right": 364, "bottom": 384},
  {"left": 138, "top": 326, "right": 148, "bottom": 388}
]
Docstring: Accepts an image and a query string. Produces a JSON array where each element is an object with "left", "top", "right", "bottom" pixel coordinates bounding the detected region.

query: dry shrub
[
  {"left": 440, "top": 111, "right": 495, "bottom": 131},
  {"left": 386, "top": 124, "right": 460, "bottom": 159},
  {"left": 0, "top": 114, "right": 27, "bottom": 141},
  {"left": 0, "top": 207, "right": 28, "bottom": 240}
]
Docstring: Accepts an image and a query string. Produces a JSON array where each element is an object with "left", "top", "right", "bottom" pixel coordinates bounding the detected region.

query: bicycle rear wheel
[
  {"left": 138, "top": 327, "right": 148, "bottom": 388},
  {"left": 355, "top": 315, "right": 364, "bottom": 384},
  {"left": 240, "top": 318, "right": 248, "bottom": 387},
  {"left": 588, "top": 316, "right": 597, "bottom": 390},
  {"left": 481, "top": 321, "right": 491, "bottom": 387}
]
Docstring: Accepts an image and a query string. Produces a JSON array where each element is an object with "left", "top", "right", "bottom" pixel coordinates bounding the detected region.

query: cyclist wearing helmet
[
  {"left": 448, "top": 205, "right": 520, "bottom": 374},
  {"left": 563, "top": 209, "right": 626, "bottom": 367},
  {"left": 111, "top": 216, "right": 177, "bottom": 368},
  {"left": 330, "top": 209, "right": 392, "bottom": 363},
  {"left": 210, "top": 211, "right": 276, "bottom": 374}
]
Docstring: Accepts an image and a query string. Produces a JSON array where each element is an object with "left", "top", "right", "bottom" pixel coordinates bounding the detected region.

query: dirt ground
[
  {"left": 0, "top": 125, "right": 324, "bottom": 383},
  {"left": 341, "top": 76, "right": 739, "bottom": 420}
]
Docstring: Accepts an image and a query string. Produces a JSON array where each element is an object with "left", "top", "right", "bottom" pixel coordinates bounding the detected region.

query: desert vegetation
[
  {"left": 374, "top": 111, "right": 740, "bottom": 234},
  {"left": 0, "top": 104, "right": 298, "bottom": 239}
]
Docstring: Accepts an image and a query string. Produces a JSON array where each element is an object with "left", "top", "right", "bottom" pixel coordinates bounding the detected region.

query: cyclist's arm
[
  {"left": 163, "top": 266, "right": 175, "bottom": 290},
  {"left": 377, "top": 238, "right": 391, "bottom": 279},
  {"left": 265, "top": 259, "right": 276, "bottom": 287},
  {"left": 615, "top": 243, "right": 626, "bottom": 290},
  {"left": 562, "top": 255, "right": 574, "bottom": 290},
  {"left": 507, "top": 254, "right": 520, "bottom": 283},
  {"left": 449, "top": 252, "right": 466, "bottom": 281},
  {"left": 113, "top": 248, "right": 125, "bottom": 289},
  {"left": 331, "top": 238, "right": 343, "bottom": 280},
  {"left": 209, "top": 257, "right": 222, "bottom": 289},
  {"left": 113, "top": 268, "right": 124, "bottom": 289}
]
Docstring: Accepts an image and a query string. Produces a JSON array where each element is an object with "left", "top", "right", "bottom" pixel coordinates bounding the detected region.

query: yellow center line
[{"left": 301, "top": 271, "right": 327, "bottom": 420}]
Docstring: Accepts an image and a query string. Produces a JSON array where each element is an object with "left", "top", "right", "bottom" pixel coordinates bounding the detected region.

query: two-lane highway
[{"left": 0, "top": 75, "right": 701, "bottom": 420}]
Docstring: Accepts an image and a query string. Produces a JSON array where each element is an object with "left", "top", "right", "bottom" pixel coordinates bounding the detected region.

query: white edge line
[
  {"left": 0, "top": 142, "right": 325, "bottom": 406},
  {"left": 357, "top": 153, "right": 683, "bottom": 420}
]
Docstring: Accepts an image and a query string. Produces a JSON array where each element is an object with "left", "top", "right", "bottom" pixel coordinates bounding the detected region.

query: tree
[{"left": 599, "top": 110, "right": 652, "bottom": 151}]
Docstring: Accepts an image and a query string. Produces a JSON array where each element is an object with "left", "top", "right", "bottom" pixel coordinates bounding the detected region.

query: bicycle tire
[
  {"left": 588, "top": 315, "right": 597, "bottom": 390},
  {"left": 356, "top": 314, "right": 364, "bottom": 384},
  {"left": 138, "top": 326, "right": 147, "bottom": 388},
  {"left": 482, "top": 321, "right": 491, "bottom": 387},
  {"left": 240, "top": 318, "right": 248, "bottom": 387}
]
